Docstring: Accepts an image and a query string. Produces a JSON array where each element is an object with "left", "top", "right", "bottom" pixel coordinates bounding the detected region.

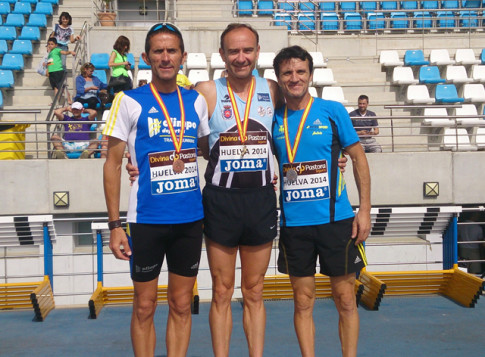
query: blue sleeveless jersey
[
  {"left": 205, "top": 77, "right": 275, "bottom": 188},
  {"left": 103, "top": 85, "right": 210, "bottom": 224},
  {"left": 272, "top": 98, "right": 359, "bottom": 227}
]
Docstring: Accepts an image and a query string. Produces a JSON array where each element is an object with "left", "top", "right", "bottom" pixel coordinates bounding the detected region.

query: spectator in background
[
  {"left": 458, "top": 211, "right": 485, "bottom": 275},
  {"left": 74, "top": 62, "right": 108, "bottom": 110},
  {"left": 349, "top": 95, "right": 382, "bottom": 153},
  {"left": 51, "top": 102, "right": 98, "bottom": 159},
  {"left": 46, "top": 37, "right": 75, "bottom": 100},
  {"left": 108, "top": 35, "right": 133, "bottom": 97},
  {"left": 49, "top": 12, "right": 80, "bottom": 69}
]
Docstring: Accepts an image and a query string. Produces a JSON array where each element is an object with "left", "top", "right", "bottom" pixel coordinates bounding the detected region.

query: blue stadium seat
[
  {"left": 413, "top": 11, "right": 433, "bottom": 29},
  {"left": 367, "top": 12, "right": 386, "bottom": 30},
  {"left": 419, "top": 66, "right": 446, "bottom": 84},
  {"left": 319, "top": 2, "right": 336, "bottom": 11},
  {"left": 93, "top": 69, "right": 107, "bottom": 86},
  {"left": 437, "top": 11, "right": 455, "bottom": 28},
  {"left": 299, "top": 1, "right": 315, "bottom": 11},
  {"left": 341, "top": 1, "right": 357, "bottom": 11},
  {"left": 298, "top": 12, "right": 316, "bottom": 31},
  {"left": 20, "top": 0, "right": 39, "bottom": 4},
  {"left": 400, "top": 1, "right": 418, "bottom": 9},
  {"left": 0, "top": 26, "right": 17, "bottom": 41},
  {"left": 459, "top": 11, "right": 479, "bottom": 28},
  {"left": 33, "top": 2, "right": 52, "bottom": 15},
  {"left": 0, "top": 90, "right": 3, "bottom": 108},
  {"left": 0, "top": 2, "right": 11, "bottom": 16},
  {"left": 12, "top": 2, "right": 32, "bottom": 15},
  {"left": 138, "top": 54, "right": 150, "bottom": 69},
  {"left": 344, "top": 12, "right": 362, "bottom": 30},
  {"left": 39, "top": 0, "right": 59, "bottom": 4},
  {"left": 321, "top": 12, "right": 339, "bottom": 30},
  {"left": 5, "top": 13, "right": 25, "bottom": 27},
  {"left": 0, "top": 40, "right": 7, "bottom": 55},
  {"left": 237, "top": 0, "right": 253, "bottom": 16},
  {"left": 421, "top": 1, "right": 439, "bottom": 9},
  {"left": 462, "top": 0, "right": 481, "bottom": 7},
  {"left": 0, "top": 53, "right": 24, "bottom": 70},
  {"left": 27, "top": 13, "right": 47, "bottom": 27},
  {"left": 18, "top": 26, "right": 40, "bottom": 41},
  {"left": 0, "top": 69, "right": 14, "bottom": 87},
  {"left": 10, "top": 39, "right": 32, "bottom": 55},
  {"left": 404, "top": 50, "right": 430, "bottom": 66},
  {"left": 481, "top": 49, "right": 485, "bottom": 64},
  {"left": 126, "top": 53, "right": 135, "bottom": 69},
  {"left": 274, "top": 13, "right": 292, "bottom": 30},
  {"left": 90, "top": 53, "right": 110, "bottom": 70},
  {"left": 2, "top": 0, "right": 16, "bottom": 3},
  {"left": 277, "top": 1, "right": 294, "bottom": 11},
  {"left": 360, "top": 1, "right": 377, "bottom": 12},
  {"left": 390, "top": 12, "right": 408, "bottom": 28},
  {"left": 380, "top": 1, "right": 398, "bottom": 10},
  {"left": 257, "top": 0, "right": 274, "bottom": 15},
  {"left": 441, "top": 0, "right": 459, "bottom": 9},
  {"left": 435, "top": 84, "right": 464, "bottom": 103}
]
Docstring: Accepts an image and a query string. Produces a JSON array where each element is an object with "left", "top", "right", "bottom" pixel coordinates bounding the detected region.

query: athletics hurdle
[
  {"left": 88, "top": 223, "right": 199, "bottom": 319},
  {"left": 0, "top": 215, "right": 56, "bottom": 321}
]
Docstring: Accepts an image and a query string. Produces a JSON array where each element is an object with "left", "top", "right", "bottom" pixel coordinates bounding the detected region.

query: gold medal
[
  {"left": 287, "top": 168, "right": 298, "bottom": 183},
  {"left": 173, "top": 158, "right": 185, "bottom": 173}
]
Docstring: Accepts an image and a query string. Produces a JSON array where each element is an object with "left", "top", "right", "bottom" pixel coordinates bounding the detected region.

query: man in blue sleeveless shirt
[
  {"left": 272, "top": 46, "right": 371, "bottom": 357},
  {"left": 103, "top": 24, "right": 209, "bottom": 356}
]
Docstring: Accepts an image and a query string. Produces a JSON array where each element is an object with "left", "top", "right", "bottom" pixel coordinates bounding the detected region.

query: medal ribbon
[
  {"left": 226, "top": 77, "right": 255, "bottom": 144},
  {"left": 149, "top": 83, "right": 185, "bottom": 153},
  {"left": 283, "top": 97, "right": 314, "bottom": 163}
]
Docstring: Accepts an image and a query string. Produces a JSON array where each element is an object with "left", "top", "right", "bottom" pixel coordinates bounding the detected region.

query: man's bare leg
[
  {"left": 290, "top": 275, "right": 316, "bottom": 357},
  {"left": 131, "top": 278, "right": 158, "bottom": 356}
]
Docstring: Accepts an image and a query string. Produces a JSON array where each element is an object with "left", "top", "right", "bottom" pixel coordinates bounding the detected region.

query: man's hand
[
  {"left": 125, "top": 152, "right": 139, "bottom": 185},
  {"left": 109, "top": 227, "right": 131, "bottom": 260},
  {"left": 272, "top": 174, "right": 278, "bottom": 191},
  {"left": 351, "top": 209, "right": 371, "bottom": 246},
  {"left": 338, "top": 155, "right": 348, "bottom": 173}
]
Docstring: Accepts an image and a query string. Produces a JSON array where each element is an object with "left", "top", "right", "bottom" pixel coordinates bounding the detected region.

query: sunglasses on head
[{"left": 148, "top": 22, "right": 181, "bottom": 36}]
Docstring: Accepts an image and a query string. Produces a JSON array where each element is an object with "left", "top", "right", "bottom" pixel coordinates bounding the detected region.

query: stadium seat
[
  {"left": 461, "top": 0, "right": 481, "bottom": 7},
  {"left": 321, "top": 86, "right": 348, "bottom": 104},
  {"left": 18, "top": 26, "right": 40, "bottom": 41},
  {"left": 436, "top": 11, "right": 456, "bottom": 28},
  {"left": 187, "top": 69, "right": 209, "bottom": 85},
  {"left": 455, "top": 104, "right": 482, "bottom": 126},
  {"left": 309, "top": 51, "right": 326, "bottom": 67},
  {"left": 406, "top": 84, "right": 435, "bottom": 103},
  {"left": 455, "top": 49, "right": 481, "bottom": 65},
  {"left": 471, "top": 65, "right": 485, "bottom": 83},
  {"left": 392, "top": 66, "right": 419, "bottom": 85},
  {"left": 321, "top": 12, "right": 339, "bottom": 31},
  {"left": 319, "top": 2, "right": 336, "bottom": 11},
  {"left": 93, "top": 69, "right": 107, "bottom": 86},
  {"left": 126, "top": 53, "right": 135, "bottom": 69},
  {"left": 212, "top": 68, "right": 224, "bottom": 80},
  {"left": 0, "top": 53, "right": 24, "bottom": 70},
  {"left": 298, "top": 12, "right": 316, "bottom": 31},
  {"left": 257, "top": 1, "right": 274, "bottom": 16},
  {"left": 298, "top": 1, "right": 315, "bottom": 12},
  {"left": 367, "top": 12, "right": 385, "bottom": 30},
  {"left": 390, "top": 12, "right": 408, "bottom": 29},
  {"left": 136, "top": 69, "right": 151, "bottom": 84},
  {"left": 481, "top": 49, "right": 485, "bottom": 64},
  {"left": 435, "top": 84, "right": 464, "bottom": 103},
  {"left": 5, "top": 13, "right": 25, "bottom": 27},
  {"left": 277, "top": 1, "right": 295, "bottom": 12},
  {"left": 237, "top": 0, "right": 254, "bottom": 16},
  {"left": 263, "top": 68, "right": 277, "bottom": 81},
  {"left": 445, "top": 65, "right": 473, "bottom": 84},
  {"left": 0, "top": 90, "right": 3, "bottom": 108},
  {"left": 40, "top": 0, "right": 59, "bottom": 4},
  {"left": 0, "top": 69, "right": 14, "bottom": 87},
  {"left": 463, "top": 83, "right": 485, "bottom": 102},
  {"left": 340, "top": 1, "right": 357, "bottom": 11},
  {"left": 27, "top": 13, "right": 47, "bottom": 27},
  {"left": 12, "top": 2, "right": 32, "bottom": 15},
  {"left": 404, "top": 50, "right": 430, "bottom": 66},
  {"left": 379, "top": 50, "right": 404, "bottom": 67},
  {"left": 210, "top": 52, "right": 225, "bottom": 69},
  {"left": 441, "top": 0, "right": 459, "bottom": 9},
  {"left": 33, "top": 2, "right": 53, "bottom": 15},
  {"left": 380, "top": 1, "right": 398, "bottom": 10},
  {"left": 442, "top": 128, "right": 476, "bottom": 151},
  {"left": 138, "top": 54, "right": 150, "bottom": 69},
  {"left": 459, "top": 11, "right": 479, "bottom": 28},
  {"left": 257, "top": 52, "right": 275, "bottom": 69},
  {"left": 0, "top": 40, "right": 7, "bottom": 55},
  {"left": 10, "top": 40, "right": 33, "bottom": 55},
  {"left": 90, "top": 53, "right": 110, "bottom": 70},
  {"left": 400, "top": 1, "right": 418, "bottom": 9},
  {"left": 419, "top": 66, "right": 445, "bottom": 84},
  {"left": 274, "top": 13, "right": 292, "bottom": 30},
  {"left": 413, "top": 12, "right": 432, "bottom": 29},
  {"left": 20, "top": 0, "right": 39, "bottom": 4},
  {"left": 186, "top": 53, "right": 207, "bottom": 69},
  {"left": 475, "top": 127, "right": 485, "bottom": 148},
  {"left": 308, "top": 86, "right": 318, "bottom": 97},
  {"left": 423, "top": 107, "right": 453, "bottom": 126},
  {"left": 343, "top": 12, "right": 362, "bottom": 30},
  {"left": 0, "top": 2, "right": 11, "bottom": 16},
  {"left": 360, "top": 1, "right": 377, "bottom": 12},
  {"left": 312, "top": 68, "right": 337, "bottom": 86},
  {"left": 421, "top": 1, "right": 439, "bottom": 9},
  {"left": 0, "top": 26, "right": 15, "bottom": 41},
  {"left": 429, "top": 49, "right": 455, "bottom": 66}
]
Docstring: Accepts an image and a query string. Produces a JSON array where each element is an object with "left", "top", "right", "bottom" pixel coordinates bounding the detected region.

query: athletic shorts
[
  {"left": 62, "top": 140, "right": 90, "bottom": 152},
  {"left": 49, "top": 70, "right": 65, "bottom": 90},
  {"left": 202, "top": 184, "right": 278, "bottom": 247},
  {"left": 127, "top": 220, "right": 203, "bottom": 282},
  {"left": 277, "top": 217, "right": 367, "bottom": 277}
]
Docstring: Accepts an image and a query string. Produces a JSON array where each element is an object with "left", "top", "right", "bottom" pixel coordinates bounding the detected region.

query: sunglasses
[{"left": 147, "top": 22, "right": 182, "bottom": 36}]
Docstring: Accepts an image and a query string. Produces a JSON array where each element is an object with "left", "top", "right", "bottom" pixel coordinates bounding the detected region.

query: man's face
[
  {"left": 142, "top": 32, "right": 186, "bottom": 83},
  {"left": 358, "top": 99, "right": 368, "bottom": 113},
  {"left": 220, "top": 27, "right": 260, "bottom": 80},
  {"left": 277, "top": 58, "right": 313, "bottom": 100},
  {"left": 71, "top": 108, "right": 82, "bottom": 118}
]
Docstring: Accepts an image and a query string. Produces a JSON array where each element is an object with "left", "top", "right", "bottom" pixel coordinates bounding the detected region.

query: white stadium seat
[
  {"left": 308, "top": 86, "right": 318, "bottom": 97},
  {"left": 210, "top": 52, "right": 225, "bottom": 69},
  {"left": 263, "top": 68, "right": 277, "bottom": 81},
  {"left": 455, "top": 104, "right": 482, "bottom": 126},
  {"left": 257, "top": 52, "right": 275, "bottom": 69},
  {"left": 309, "top": 51, "right": 327, "bottom": 67},
  {"left": 445, "top": 65, "right": 473, "bottom": 84},
  {"left": 136, "top": 69, "right": 152, "bottom": 85},
  {"left": 429, "top": 49, "right": 455, "bottom": 66},
  {"left": 471, "top": 65, "right": 485, "bottom": 83},
  {"left": 321, "top": 86, "right": 348, "bottom": 104},
  {"left": 312, "top": 68, "right": 336, "bottom": 86},
  {"left": 442, "top": 128, "right": 477, "bottom": 151},
  {"left": 379, "top": 50, "right": 404, "bottom": 67},
  {"left": 454, "top": 49, "right": 481, "bottom": 65},
  {"left": 186, "top": 53, "right": 208, "bottom": 69},
  {"left": 188, "top": 69, "right": 209, "bottom": 85},
  {"left": 463, "top": 83, "right": 485, "bottom": 103},
  {"left": 406, "top": 85, "right": 435, "bottom": 104},
  {"left": 423, "top": 108, "right": 454, "bottom": 126},
  {"left": 392, "top": 66, "right": 419, "bottom": 85},
  {"left": 213, "top": 68, "right": 225, "bottom": 80}
]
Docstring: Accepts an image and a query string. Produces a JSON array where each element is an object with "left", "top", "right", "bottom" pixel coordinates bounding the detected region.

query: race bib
[
  {"left": 283, "top": 160, "right": 329, "bottom": 202},
  {"left": 148, "top": 148, "right": 198, "bottom": 195},
  {"left": 219, "top": 131, "right": 268, "bottom": 173}
]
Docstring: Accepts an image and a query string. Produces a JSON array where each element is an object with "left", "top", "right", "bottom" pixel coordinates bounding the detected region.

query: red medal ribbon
[
  {"left": 283, "top": 97, "right": 314, "bottom": 163},
  {"left": 226, "top": 77, "right": 255, "bottom": 144}
]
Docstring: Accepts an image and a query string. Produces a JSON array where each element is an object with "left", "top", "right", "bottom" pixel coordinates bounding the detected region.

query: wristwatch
[{"left": 108, "top": 219, "right": 122, "bottom": 230}]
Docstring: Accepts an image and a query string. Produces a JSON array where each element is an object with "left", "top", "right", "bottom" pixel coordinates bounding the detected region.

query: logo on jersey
[
  {"left": 306, "top": 118, "right": 328, "bottom": 132},
  {"left": 148, "top": 117, "right": 162, "bottom": 137},
  {"left": 257, "top": 93, "right": 270, "bottom": 102},
  {"left": 257, "top": 106, "right": 266, "bottom": 116},
  {"left": 148, "top": 106, "right": 159, "bottom": 114},
  {"left": 266, "top": 107, "right": 273, "bottom": 116},
  {"left": 221, "top": 94, "right": 231, "bottom": 103},
  {"left": 222, "top": 105, "right": 233, "bottom": 120}
]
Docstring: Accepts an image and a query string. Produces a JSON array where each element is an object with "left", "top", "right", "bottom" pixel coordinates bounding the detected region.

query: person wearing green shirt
[
  {"left": 46, "top": 37, "right": 75, "bottom": 98},
  {"left": 108, "top": 35, "right": 133, "bottom": 97}
]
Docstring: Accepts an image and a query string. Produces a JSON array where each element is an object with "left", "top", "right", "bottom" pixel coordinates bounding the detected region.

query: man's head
[
  {"left": 357, "top": 95, "right": 369, "bottom": 114},
  {"left": 71, "top": 102, "right": 84, "bottom": 117},
  {"left": 273, "top": 46, "right": 314, "bottom": 100},
  {"left": 47, "top": 37, "right": 58, "bottom": 51},
  {"left": 219, "top": 23, "right": 260, "bottom": 80}
]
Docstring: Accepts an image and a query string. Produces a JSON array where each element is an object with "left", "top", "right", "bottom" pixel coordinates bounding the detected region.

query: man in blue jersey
[
  {"left": 103, "top": 23, "right": 209, "bottom": 356},
  {"left": 272, "top": 46, "right": 371, "bottom": 357}
]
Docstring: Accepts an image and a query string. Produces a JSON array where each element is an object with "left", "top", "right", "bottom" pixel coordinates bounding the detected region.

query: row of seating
[
  {"left": 406, "top": 83, "right": 485, "bottom": 103},
  {"left": 393, "top": 65, "right": 485, "bottom": 85},
  {"left": 380, "top": 48, "right": 485, "bottom": 67},
  {"left": 0, "top": 1, "right": 53, "bottom": 16}
]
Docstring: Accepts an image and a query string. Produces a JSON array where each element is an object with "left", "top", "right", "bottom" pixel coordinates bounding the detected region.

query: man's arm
[
  {"left": 194, "top": 80, "right": 216, "bottom": 117},
  {"left": 103, "top": 136, "right": 131, "bottom": 260},
  {"left": 53, "top": 106, "right": 68, "bottom": 121},
  {"left": 345, "top": 142, "right": 371, "bottom": 245},
  {"left": 198, "top": 135, "right": 209, "bottom": 160},
  {"left": 85, "top": 108, "right": 97, "bottom": 120},
  {"left": 267, "top": 78, "right": 285, "bottom": 109}
]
